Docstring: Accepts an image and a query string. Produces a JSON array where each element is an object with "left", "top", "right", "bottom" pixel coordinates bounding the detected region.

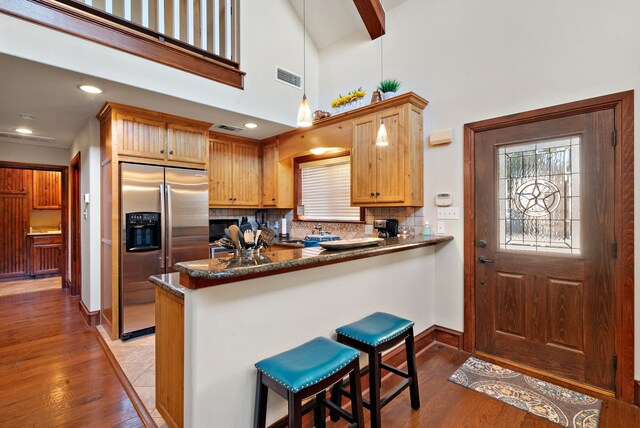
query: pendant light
[
  {"left": 376, "top": 35, "right": 389, "bottom": 146},
  {"left": 297, "top": 0, "right": 312, "bottom": 127}
]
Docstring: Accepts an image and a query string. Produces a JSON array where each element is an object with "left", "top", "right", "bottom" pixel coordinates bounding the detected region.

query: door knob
[{"left": 478, "top": 256, "right": 493, "bottom": 264}]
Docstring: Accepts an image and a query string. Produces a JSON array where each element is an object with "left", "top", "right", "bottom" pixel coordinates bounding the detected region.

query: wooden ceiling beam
[{"left": 353, "top": 0, "right": 386, "bottom": 40}]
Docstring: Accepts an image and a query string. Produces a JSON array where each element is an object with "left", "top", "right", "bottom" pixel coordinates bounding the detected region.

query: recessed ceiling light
[
  {"left": 15, "top": 128, "right": 33, "bottom": 135},
  {"left": 310, "top": 148, "right": 329, "bottom": 155},
  {"left": 244, "top": 122, "right": 258, "bottom": 129},
  {"left": 79, "top": 84, "right": 103, "bottom": 94}
]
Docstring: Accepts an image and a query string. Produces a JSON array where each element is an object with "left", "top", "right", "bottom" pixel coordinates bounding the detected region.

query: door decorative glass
[{"left": 498, "top": 137, "right": 580, "bottom": 254}]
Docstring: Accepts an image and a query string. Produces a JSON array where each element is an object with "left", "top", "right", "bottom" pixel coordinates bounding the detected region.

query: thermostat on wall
[{"left": 435, "top": 193, "right": 453, "bottom": 207}]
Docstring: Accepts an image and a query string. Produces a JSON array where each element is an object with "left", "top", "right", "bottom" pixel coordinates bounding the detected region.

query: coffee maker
[{"left": 373, "top": 219, "right": 399, "bottom": 238}]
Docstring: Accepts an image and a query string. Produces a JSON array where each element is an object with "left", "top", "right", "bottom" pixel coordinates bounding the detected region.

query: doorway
[
  {"left": 70, "top": 153, "right": 81, "bottom": 296},
  {"left": 0, "top": 161, "right": 69, "bottom": 293},
  {"left": 463, "top": 92, "right": 634, "bottom": 402}
]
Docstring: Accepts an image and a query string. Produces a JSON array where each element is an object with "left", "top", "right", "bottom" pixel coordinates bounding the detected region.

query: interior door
[{"left": 474, "top": 110, "right": 616, "bottom": 390}]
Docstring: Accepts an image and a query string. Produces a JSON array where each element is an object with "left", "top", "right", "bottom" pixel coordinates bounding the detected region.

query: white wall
[
  {"left": 0, "top": 0, "right": 319, "bottom": 127},
  {"left": 0, "top": 140, "right": 69, "bottom": 166},
  {"left": 68, "top": 118, "right": 101, "bottom": 312},
  {"left": 185, "top": 246, "right": 437, "bottom": 427},
  {"left": 319, "top": 0, "right": 640, "bottom": 377}
]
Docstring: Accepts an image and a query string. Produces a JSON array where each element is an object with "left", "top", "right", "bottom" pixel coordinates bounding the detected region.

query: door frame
[
  {"left": 463, "top": 91, "right": 634, "bottom": 402},
  {"left": 0, "top": 160, "right": 69, "bottom": 289},
  {"left": 70, "top": 152, "right": 82, "bottom": 297}
]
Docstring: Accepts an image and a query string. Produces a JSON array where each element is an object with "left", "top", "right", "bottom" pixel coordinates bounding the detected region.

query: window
[{"left": 295, "top": 155, "right": 362, "bottom": 222}]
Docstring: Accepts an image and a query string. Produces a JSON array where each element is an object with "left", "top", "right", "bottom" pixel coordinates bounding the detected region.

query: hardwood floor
[
  {"left": 0, "top": 286, "right": 143, "bottom": 427},
  {"left": 323, "top": 344, "right": 640, "bottom": 428},
  {"left": 0, "top": 279, "right": 636, "bottom": 428},
  {"left": 0, "top": 276, "right": 61, "bottom": 297}
]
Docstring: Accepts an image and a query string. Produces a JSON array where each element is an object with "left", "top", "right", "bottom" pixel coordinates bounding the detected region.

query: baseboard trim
[
  {"left": 79, "top": 299, "right": 100, "bottom": 327},
  {"left": 267, "top": 324, "right": 464, "bottom": 427},
  {"left": 94, "top": 329, "right": 157, "bottom": 428}
]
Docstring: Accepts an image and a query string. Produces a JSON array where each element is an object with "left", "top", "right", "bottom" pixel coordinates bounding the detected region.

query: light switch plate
[
  {"left": 437, "top": 207, "right": 459, "bottom": 219},
  {"left": 437, "top": 221, "right": 445, "bottom": 234},
  {"left": 364, "top": 224, "right": 374, "bottom": 235}
]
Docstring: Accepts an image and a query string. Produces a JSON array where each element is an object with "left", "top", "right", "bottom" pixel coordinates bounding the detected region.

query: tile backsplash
[{"left": 210, "top": 207, "right": 426, "bottom": 239}]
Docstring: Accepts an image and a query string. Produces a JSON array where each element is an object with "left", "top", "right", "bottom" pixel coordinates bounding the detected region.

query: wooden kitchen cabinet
[
  {"left": 351, "top": 98, "right": 426, "bottom": 207},
  {"left": 261, "top": 139, "right": 293, "bottom": 208},
  {"left": 167, "top": 123, "right": 208, "bottom": 165},
  {"left": 102, "top": 103, "right": 210, "bottom": 168},
  {"left": 209, "top": 133, "right": 260, "bottom": 207},
  {"left": 30, "top": 234, "right": 62, "bottom": 276},
  {"left": 32, "top": 170, "right": 62, "bottom": 209}
]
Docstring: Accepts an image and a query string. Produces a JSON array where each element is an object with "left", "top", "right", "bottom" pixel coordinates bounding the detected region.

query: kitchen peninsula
[{"left": 150, "top": 235, "right": 453, "bottom": 427}]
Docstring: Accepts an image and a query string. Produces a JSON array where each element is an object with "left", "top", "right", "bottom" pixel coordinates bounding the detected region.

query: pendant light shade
[
  {"left": 376, "top": 35, "right": 388, "bottom": 146},
  {"left": 376, "top": 121, "right": 389, "bottom": 146},
  {"left": 297, "top": 94, "right": 312, "bottom": 127},
  {"left": 297, "top": 0, "right": 312, "bottom": 128}
]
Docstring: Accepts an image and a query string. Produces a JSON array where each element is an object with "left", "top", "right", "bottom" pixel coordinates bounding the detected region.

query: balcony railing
[
  {"left": 0, "top": 0, "right": 244, "bottom": 88},
  {"left": 70, "top": 0, "right": 239, "bottom": 62}
]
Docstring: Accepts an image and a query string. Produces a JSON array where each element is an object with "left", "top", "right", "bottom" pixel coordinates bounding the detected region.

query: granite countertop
[
  {"left": 151, "top": 235, "right": 453, "bottom": 295},
  {"left": 27, "top": 231, "right": 62, "bottom": 236}
]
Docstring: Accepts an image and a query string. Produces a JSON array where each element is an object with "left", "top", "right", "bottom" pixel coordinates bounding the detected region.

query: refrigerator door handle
[
  {"left": 159, "top": 184, "right": 165, "bottom": 269},
  {"left": 166, "top": 184, "right": 173, "bottom": 268}
]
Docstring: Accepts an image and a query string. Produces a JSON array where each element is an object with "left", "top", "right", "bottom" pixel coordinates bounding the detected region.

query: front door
[{"left": 474, "top": 110, "right": 616, "bottom": 391}]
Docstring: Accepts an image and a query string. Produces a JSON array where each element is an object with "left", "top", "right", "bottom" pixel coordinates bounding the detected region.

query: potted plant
[
  {"left": 377, "top": 79, "right": 401, "bottom": 100},
  {"left": 330, "top": 87, "right": 367, "bottom": 114}
]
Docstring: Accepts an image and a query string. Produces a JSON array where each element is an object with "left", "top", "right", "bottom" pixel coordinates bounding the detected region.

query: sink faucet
[{"left": 314, "top": 224, "right": 323, "bottom": 235}]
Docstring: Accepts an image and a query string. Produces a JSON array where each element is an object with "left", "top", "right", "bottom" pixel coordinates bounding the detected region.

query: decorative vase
[{"left": 382, "top": 91, "right": 397, "bottom": 100}]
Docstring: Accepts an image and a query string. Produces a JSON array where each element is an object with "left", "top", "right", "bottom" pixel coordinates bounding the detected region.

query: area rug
[{"left": 448, "top": 357, "right": 602, "bottom": 428}]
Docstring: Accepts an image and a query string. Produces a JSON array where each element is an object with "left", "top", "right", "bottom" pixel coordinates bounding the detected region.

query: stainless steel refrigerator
[{"left": 120, "top": 163, "right": 209, "bottom": 340}]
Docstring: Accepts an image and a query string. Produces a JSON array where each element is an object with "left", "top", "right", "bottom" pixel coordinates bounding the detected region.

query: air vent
[
  {"left": 276, "top": 67, "right": 302, "bottom": 89},
  {"left": 215, "top": 124, "right": 243, "bottom": 132},
  {"left": 0, "top": 131, "right": 55, "bottom": 144}
]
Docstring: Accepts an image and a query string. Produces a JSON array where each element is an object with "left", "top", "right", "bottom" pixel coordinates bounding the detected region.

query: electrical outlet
[
  {"left": 437, "top": 221, "right": 445, "bottom": 234},
  {"left": 364, "top": 224, "right": 374, "bottom": 235},
  {"left": 437, "top": 207, "right": 460, "bottom": 219}
]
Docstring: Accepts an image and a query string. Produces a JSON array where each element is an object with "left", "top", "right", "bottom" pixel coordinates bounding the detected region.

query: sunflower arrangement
[{"left": 331, "top": 87, "right": 366, "bottom": 108}]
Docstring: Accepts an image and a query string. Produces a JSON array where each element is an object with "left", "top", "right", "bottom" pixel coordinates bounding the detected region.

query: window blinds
[{"left": 300, "top": 156, "right": 360, "bottom": 221}]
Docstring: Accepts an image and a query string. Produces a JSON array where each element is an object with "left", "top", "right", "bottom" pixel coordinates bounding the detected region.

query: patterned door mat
[{"left": 448, "top": 357, "right": 602, "bottom": 427}]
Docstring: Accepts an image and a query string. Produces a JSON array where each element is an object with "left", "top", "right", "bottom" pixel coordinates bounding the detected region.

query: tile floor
[{"left": 97, "top": 326, "right": 168, "bottom": 427}]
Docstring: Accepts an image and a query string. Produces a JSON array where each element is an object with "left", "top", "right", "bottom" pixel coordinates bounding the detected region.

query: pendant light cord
[
  {"left": 303, "top": 0, "right": 306, "bottom": 97},
  {"left": 380, "top": 35, "right": 383, "bottom": 84}
]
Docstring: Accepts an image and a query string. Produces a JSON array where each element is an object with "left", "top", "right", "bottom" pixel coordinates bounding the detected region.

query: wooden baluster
[
  {"left": 213, "top": 0, "right": 220, "bottom": 55},
  {"left": 158, "top": 0, "right": 165, "bottom": 33},
  {"left": 224, "top": 0, "right": 231, "bottom": 59},
  {"left": 142, "top": 0, "right": 149, "bottom": 27},
  {"left": 123, "top": 0, "right": 131, "bottom": 20}
]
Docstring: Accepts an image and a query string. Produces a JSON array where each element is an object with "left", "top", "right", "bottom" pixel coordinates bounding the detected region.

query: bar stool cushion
[
  {"left": 336, "top": 312, "right": 414, "bottom": 347},
  {"left": 255, "top": 337, "right": 360, "bottom": 393}
]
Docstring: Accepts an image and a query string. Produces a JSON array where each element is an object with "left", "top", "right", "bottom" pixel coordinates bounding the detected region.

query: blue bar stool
[
  {"left": 331, "top": 312, "right": 420, "bottom": 428},
  {"left": 254, "top": 337, "right": 365, "bottom": 428}
]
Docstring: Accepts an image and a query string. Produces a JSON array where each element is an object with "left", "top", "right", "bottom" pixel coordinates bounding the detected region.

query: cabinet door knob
[
  {"left": 229, "top": 197, "right": 233, "bottom": 201},
  {"left": 233, "top": 198, "right": 237, "bottom": 201},
  {"left": 272, "top": 198, "right": 276, "bottom": 201},
  {"left": 160, "top": 149, "right": 165, "bottom": 154},
  {"left": 376, "top": 192, "right": 380, "bottom": 196},
  {"left": 370, "top": 192, "right": 375, "bottom": 196},
  {"left": 169, "top": 150, "right": 174, "bottom": 155}
]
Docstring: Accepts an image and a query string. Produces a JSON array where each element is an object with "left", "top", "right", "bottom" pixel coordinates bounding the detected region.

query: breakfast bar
[{"left": 150, "top": 235, "right": 453, "bottom": 427}]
